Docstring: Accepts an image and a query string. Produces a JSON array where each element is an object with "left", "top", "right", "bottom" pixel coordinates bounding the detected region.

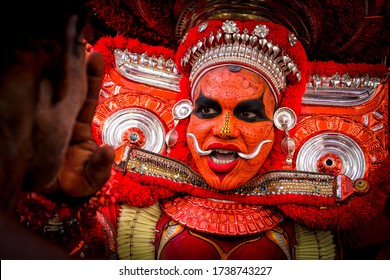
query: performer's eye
[
  {"left": 236, "top": 111, "right": 259, "bottom": 120},
  {"left": 200, "top": 107, "right": 219, "bottom": 115},
  {"left": 234, "top": 98, "right": 269, "bottom": 122},
  {"left": 195, "top": 104, "right": 221, "bottom": 119},
  {"left": 193, "top": 90, "right": 221, "bottom": 119}
]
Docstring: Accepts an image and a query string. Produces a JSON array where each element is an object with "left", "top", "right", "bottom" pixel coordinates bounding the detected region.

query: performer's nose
[{"left": 214, "top": 112, "right": 239, "bottom": 139}]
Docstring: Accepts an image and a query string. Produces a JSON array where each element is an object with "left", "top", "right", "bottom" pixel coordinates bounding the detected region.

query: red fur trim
[
  {"left": 110, "top": 171, "right": 175, "bottom": 207},
  {"left": 176, "top": 74, "right": 191, "bottom": 101},
  {"left": 168, "top": 118, "right": 198, "bottom": 170},
  {"left": 92, "top": 35, "right": 176, "bottom": 74},
  {"left": 278, "top": 187, "right": 387, "bottom": 231},
  {"left": 259, "top": 130, "right": 287, "bottom": 172},
  {"left": 168, "top": 76, "right": 199, "bottom": 169}
]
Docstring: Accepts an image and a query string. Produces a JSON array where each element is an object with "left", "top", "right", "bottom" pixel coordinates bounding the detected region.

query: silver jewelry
[{"left": 273, "top": 107, "right": 297, "bottom": 166}]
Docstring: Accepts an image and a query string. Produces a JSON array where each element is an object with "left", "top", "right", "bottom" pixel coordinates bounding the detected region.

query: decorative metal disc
[
  {"left": 172, "top": 99, "right": 193, "bottom": 119},
  {"left": 295, "top": 133, "right": 366, "bottom": 180},
  {"left": 273, "top": 107, "right": 297, "bottom": 131},
  {"left": 101, "top": 108, "right": 166, "bottom": 154}
]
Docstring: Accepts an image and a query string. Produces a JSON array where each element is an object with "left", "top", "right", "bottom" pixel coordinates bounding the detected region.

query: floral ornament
[
  {"left": 253, "top": 24, "right": 269, "bottom": 38},
  {"left": 221, "top": 20, "right": 240, "bottom": 33}
]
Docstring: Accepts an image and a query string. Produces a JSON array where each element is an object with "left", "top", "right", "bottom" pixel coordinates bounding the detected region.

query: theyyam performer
[
  {"left": 83, "top": 19, "right": 388, "bottom": 259},
  {"left": 16, "top": 17, "right": 389, "bottom": 259}
]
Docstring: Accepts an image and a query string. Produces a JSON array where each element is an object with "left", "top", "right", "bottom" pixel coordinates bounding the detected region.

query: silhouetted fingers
[
  {"left": 83, "top": 145, "right": 115, "bottom": 194},
  {"left": 77, "top": 51, "right": 104, "bottom": 124}
]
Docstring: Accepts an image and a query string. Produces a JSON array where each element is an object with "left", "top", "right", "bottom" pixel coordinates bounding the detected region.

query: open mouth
[{"left": 207, "top": 149, "right": 239, "bottom": 173}]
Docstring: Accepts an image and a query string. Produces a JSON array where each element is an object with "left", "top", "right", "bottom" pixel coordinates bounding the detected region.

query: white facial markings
[{"left": 187, "top": 133, "right": 271, "bottom": 160}]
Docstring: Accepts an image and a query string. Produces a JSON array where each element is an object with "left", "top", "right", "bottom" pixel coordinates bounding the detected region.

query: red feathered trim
[
  {"left": 92, "top": 35, "right": 176, "bottom": 75},
  {"left": 167, "top": 76, "right": 197, "bottom": 168},
  {"left": 278, "top": 187, "right": 387, "bottom": 231},
  {"left": 168, "top": 118, "right": 198, "bottom": 170},
  {"left": 259, "top": 129, "right": 288, "bottom": 172},
  {"left": 175, "top": 74, "right": 191, "bottom": 102},
  {"left": 110, "top": 170, "right": 175, "bottom": 207}
]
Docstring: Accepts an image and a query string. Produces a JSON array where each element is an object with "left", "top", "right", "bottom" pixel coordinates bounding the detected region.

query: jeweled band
[{"left": 115, "top": 146, "right": 369, "bottom": 203}]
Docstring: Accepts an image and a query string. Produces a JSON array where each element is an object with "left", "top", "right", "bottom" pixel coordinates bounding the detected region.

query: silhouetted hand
[{"left": 50, "top": 51, "right": 115, "bottom": 198}]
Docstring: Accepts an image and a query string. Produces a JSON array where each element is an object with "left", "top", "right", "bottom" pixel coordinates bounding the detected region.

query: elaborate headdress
[
  {"left": 169, "top": 19, "right": 309, "bottom": 171},
  {"left": 176, "top": 19, "right": 308, "bottom": 108}
]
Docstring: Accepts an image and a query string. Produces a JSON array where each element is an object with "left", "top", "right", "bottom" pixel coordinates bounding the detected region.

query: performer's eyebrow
[
  {"left": 195, "top": 90, "right": 221, "bottom": 109},
  {"left": 235, "top": 96, "right": 265, "bottom": 113},
  {"left": 234, "top": 93, "right": 270, "bottom": 121}
]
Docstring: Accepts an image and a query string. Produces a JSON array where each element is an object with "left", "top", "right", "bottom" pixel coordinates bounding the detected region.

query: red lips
[{"left": 207, "top": 155, "right": 239, "bottom": 174}]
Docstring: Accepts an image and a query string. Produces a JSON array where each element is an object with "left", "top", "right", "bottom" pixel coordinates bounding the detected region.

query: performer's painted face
[{"left": 187, "top": 65, "right": 276, "bottom": 191}]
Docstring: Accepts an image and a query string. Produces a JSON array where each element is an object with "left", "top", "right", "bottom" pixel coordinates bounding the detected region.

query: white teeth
[
  {"left": 211, "top": 157, "right": 235, "bottom": 164},
  {"left": 210, "top": 150, "right": 237, "bottom": 165}
]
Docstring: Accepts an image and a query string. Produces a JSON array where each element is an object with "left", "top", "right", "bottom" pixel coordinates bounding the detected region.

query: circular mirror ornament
[
  {"left": 296, "top": 133, "right": 366, "bottom": 180},
  {"left": 102, "top": 108, "right": 166, "bottom": 154}
]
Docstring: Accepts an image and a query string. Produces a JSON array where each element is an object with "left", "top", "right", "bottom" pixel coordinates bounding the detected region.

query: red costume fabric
[{"left": 155, "top": 211, "right": 296, "bottom": 260}]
